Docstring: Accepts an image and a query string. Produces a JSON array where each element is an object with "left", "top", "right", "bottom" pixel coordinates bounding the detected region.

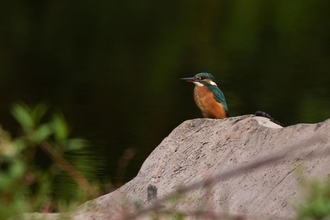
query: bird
[{"left": 181, "top": 72, "right": 229, "bottom": 119}]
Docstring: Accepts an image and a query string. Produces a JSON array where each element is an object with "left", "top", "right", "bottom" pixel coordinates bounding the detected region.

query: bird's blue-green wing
[{"left": 210, "top": 86, "right": 230, "bottom": 117}]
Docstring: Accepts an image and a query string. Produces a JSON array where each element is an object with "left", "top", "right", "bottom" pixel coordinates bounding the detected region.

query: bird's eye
[{"left": 195, "top": 76, "right": 205, "bottom": 80}]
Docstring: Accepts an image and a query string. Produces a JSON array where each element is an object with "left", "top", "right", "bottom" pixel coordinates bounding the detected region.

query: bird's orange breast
[{"left": 193, "top": 86, "right": 227, "bottom": 119}]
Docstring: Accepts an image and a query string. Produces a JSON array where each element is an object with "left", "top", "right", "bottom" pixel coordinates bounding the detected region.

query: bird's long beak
[{"left": 180, "top": 77, "right": 196, "bottom": 82}]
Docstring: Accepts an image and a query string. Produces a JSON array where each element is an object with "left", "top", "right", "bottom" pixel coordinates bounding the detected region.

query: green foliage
[
  {"left": 11, "top": 102, "right": 49, "bottom": 134},
  {"left": 0, "top": 102, "right": 104, "bottom": 219},
  {"left": 52, "top": 113, "right": 70, "bottom": 142},
  {"left": 296, "top": 178, "right": 330, "bottom": 220}
]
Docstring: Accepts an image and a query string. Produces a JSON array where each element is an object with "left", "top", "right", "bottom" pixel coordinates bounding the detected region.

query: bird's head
[{"left": 180, "top": 72, "right": 217, "bottom": 87}]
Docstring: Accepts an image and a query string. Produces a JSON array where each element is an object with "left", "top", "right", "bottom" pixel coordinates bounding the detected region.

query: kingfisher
[{"left": 181, "top": 72, "right": 229, "bottom": 119}]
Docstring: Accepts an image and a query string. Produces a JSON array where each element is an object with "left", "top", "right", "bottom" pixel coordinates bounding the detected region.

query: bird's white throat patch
[{"left": 193, "top": 81, "right": 204, "bottom": 87}]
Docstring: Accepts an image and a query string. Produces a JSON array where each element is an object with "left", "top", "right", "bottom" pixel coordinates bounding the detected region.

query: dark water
[
  {"left": 1, "top": 0, "right": 330, "bottom": 185},
  {"left": 0, "top": 74, "right": 200, "bottom": 184}
]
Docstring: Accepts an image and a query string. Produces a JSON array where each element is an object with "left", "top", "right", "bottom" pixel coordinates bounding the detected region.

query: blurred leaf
[
  {"left": 0, "top": 158, "right": 25, "bottom": 191},
  {"left": 52, "top": 113, "right": 69, "bottom": 142},
  {"left": 33, "top": 123, "right": 53, "bottom": 143},
  {"left": 13, "top": 138, "right": 27, "bottom": 151},
  {"left": 0, "top": 130, "right": 17, "bottom": 157},
  {"left": 0, "top": 142, "right": 17, "bottom": 157},
  {"left": 65, "top": 138, "right": 88, "bottom": 152},
  {"left": 9, "top": 159, "right": 25, "bottom": 179},
  {"left": 297, "top": 179, "right": 330, "bottom": 220},
  {"left": 31, "top": 103, "right": 49, "bottom": 126},
  {"left": 0, "top": 172, "right": 13, "bottom": 191},
  {"left": 11, "top": 103, "right": 33, "bottom": 131}
]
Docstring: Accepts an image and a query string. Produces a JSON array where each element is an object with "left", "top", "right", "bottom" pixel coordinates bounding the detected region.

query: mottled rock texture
[{"left": 11, "top": 115, "right": 330, "bottom": 220}]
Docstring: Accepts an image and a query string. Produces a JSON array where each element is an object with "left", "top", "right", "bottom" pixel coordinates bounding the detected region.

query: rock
[{"left": 12, "top": 115, "right": 330, "bottom": 220}]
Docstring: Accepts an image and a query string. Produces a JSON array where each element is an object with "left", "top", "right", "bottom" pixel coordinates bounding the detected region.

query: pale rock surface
[{"left": 11, "top": 115, "right": 330, "bottom": 220}]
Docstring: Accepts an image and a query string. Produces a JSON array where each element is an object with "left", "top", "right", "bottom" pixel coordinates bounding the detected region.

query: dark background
[{"left": 1, "top": 0, "right": 330, "bottom": 185}]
